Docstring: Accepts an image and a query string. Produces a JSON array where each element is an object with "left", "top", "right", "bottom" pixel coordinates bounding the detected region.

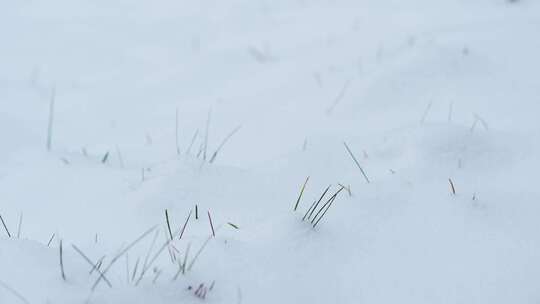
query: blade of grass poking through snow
[
  {"left": 89, "top": 256, "right": 106, "bottom": 274},
  {"left": 449, "top": 178, "right": 456, "bottom": 195},
  {"left": 92, "top": 226, "right": 157, "bottom": 291},
  {"left": 207, "top": 211, "right": 215, "bottom": 237},
  {"left": 182, "top": 243, "right": 191, "bottom": 275},
  {"left": 311, "top": 186, "right": 345, "bottom": 226},
  {"left": 227, "top": 222, "right": 239, "bottom": 229},
  {"left": 179, "top": 209, "right": 192, "bottom": 239},
  {"left": 131, "top": 257, "right": 140, "bottom": 283},
  {"left": 307, "top": 185, "right": 331, "bottom": 221},
  {"left": 209, "top": 125, "right": 242, "bottom": 163},
  {"left": 47, "top": 233, "right": 55, "bottom": 246},
  {"left": 310, "top": 188, "right": 341, "bottom": 224},
  {"left": 0, "top": 214, "right": 11, "bottom": 238},
  {"left": 175, "top": 107, "right": 180, "bottom": 155},
  {"left": 420, "top": 101, "right": 432, "bottom": 125},
  {"left": 141, "top": 230, "right": 159, "bottom": 276},
  {"left": 115, "top": 145, "right": 125, "bottom": 168},
  {"left": 0, "top": 279, "right": 30, "bottom": 304},
  {"left": 203, "top": 109, "right": 211, "bottom": 161},
  {"left": 135, "top": 233, "right": 180, "bottom": 286},
  {"left": 101, "top": 151, "right": 109, "bottom": 164},
  {"left": 293, "top": 176, "right": 310, "bottom": 211},
  {"left": 46, "top": 86, "right": 55, "bottom": 151},
  {"left": 165, "top": 209, "right": 173, "bottom": 240},
  {"left": 195, "top": 204, "right": 198, "bottom": 220},
  {"left": 186, "top": 129, "right": 199, "bottom": 155},
  {"left": 59, "top": 240, "right": 66, "bottom": 281},
  {"left": 173, "top": 242, "right": 191, "bottom": 280},
  {"left": 71, "top": 244, "right": 112, "bottom": 288},
  {"left": 187, "top": 235, "right": 212, "bottom": 272},
  {"left": 16, "top": 213, "right": 22, "bottom": 238},
  {"left": 338, "top": 183, "right": 352, "bottom": 197},
  {"left": 343, "top": 142, "right": 370, "bottom": 183},
  {"left": 125, "top": 253, "right": 129, "bottom": 283},
  {"left": 326, "top": 79, "right": 352, "bottom": 115}
]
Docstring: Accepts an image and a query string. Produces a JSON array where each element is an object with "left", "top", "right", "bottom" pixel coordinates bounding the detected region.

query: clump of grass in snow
[
  {"left": 92, "top": 226, "right": 157, "bottom": 291},
  {"left": 296, "top": 183, "right": 346, "bottom": 228},
  {"left": 312, "top": 186, "right": 345, "bottom": 228},
  {"left": 303, "top": 185, "right": 330, "bottom": 221}
]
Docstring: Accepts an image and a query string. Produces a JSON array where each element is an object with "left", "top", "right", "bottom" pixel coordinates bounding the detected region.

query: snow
[{"left": 1, "top": 0, "right": 540, "bottom": 303}]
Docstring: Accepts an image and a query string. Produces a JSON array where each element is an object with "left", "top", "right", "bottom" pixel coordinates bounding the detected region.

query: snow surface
[{"left": 1, "top": 0, "right": 540, "bottom": 303}]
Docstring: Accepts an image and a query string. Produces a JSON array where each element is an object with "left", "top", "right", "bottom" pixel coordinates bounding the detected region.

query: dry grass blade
[
  {"left": 46, "top": 87, "right": 55, "bottom": 151},
  {"left": 209, "top": 125, "right": 242, "bottom": 163},
  {"left": 227, "top": 222, "right": 239, "bottom": 229},
  {"left": 59, "top": 240, "right": 66, "bottom": 281},
  {"left": 326, "top": 79, "right": 352, "bottom": 115},
  {"left": 186, "top": 129, "right": 199, "bottom": 155},
  {"left": 165, "top": 209, "right": 173, "bottom": 240},
  {"left": 179, "top": 210, "right": 192, "bottom": 239},
  {"left": 89, "top": 256, "right": 106, "bottom": 275},
  {"left": 172, "top": 242, "right": 191, "bottom": 280},
  {"left": 175, "top": 107, "right": 180, "bottom": 155},
  {"left": 16, "top": 213, "right": 22, "bottom": 238},
  {"left": 449, "top": 178, "right": 456, "bottom": 195},
  {"left": 47, "top": 233, "right": 55, "bottom": 247},
  {"left": 420, "top": 101, "right": 432, "bottom": 125},
  {"left": 207, "top": 211, "right": 215, "bottom": 237},
  {"left": 0, "top": 279, "right": 30, "bottom": 304},
  {"left": 338, "top": 183, "right": 352, "bottom": 197},
  {"left": 131, "top": 257, "right": 140, "bottom": 283},
  {"left": 343, "top": 142, "right": 370, "bottom": 183},
  {"left": 293, "top": 176, "right": 310, "bottom": 211},
  {"left": 0, "top": 213, "right": 11, "bottom": 238},
  {"left": 203, "top": 109, "right": 211, "bottom": 161},
  {"left": 187, "top": 235, "right": 212, "bottom": 272},
  {"left": 71, "top": 244, "right": 112, "bottom": 288},
  {"left": 101, "top": 151, "right": 109, "bottom": 164}
]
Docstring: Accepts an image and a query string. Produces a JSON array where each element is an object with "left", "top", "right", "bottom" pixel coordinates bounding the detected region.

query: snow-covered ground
[{"left": 1, "top": 0, "right": 540, "bottom": 303}]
